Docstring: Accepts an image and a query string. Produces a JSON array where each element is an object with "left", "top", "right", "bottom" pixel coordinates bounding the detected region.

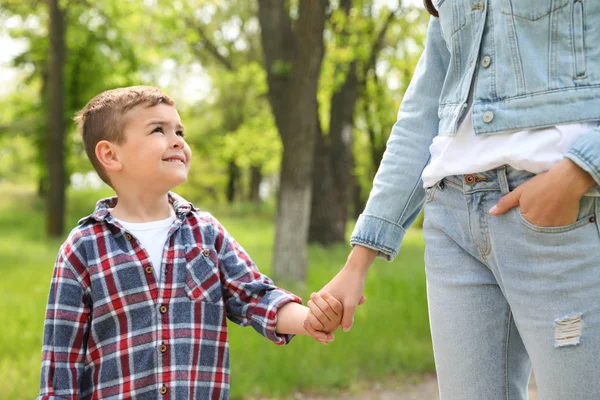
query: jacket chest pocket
[
  {"left": 435, "top": 0, "right": 467, "bottom": 42},
  {"left": 184, "top": 246, "right": 223, "bottom": 303},
  {"left": 500, "top": 0, "right": 570, "bottom": 21}
]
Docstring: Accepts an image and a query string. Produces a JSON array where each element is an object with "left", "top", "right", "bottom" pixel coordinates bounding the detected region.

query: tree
[
  {"left": 258, "top": 0, "right": 328, "bottom": 283},
  {"left": 46, "top": 0, "right": 66, "bottom": 236},
  {"left": 309, "top": 0, "right": 402, "bottom": 245}
]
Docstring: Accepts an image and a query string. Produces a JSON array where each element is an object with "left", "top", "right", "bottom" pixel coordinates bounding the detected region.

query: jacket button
[
  {"left": 125, "top": 233, "right": 133, "bottom": 240},
  {"left": 483, "top": 111, "right": 494, "bottom": 123},
  {"left": 159, "top": 386, "right": 168, "bottom": 395},
  {"left": 159, "top": 305, "right": 168, "bottom": 314},
  {"left": 202, "top": 249, "right": 210, "bottom": 257},
  {"left": 590, "top": 216, "right": 596, "bottom": 223},
  {"left": 159, "top": 344, "right": 167, "bottom": 353},
  {"left": 145, "top": 266, "right": 153, "bottom": 274},
  {"left": 481, "top": 55, "right": 491, "bottom": 68}
]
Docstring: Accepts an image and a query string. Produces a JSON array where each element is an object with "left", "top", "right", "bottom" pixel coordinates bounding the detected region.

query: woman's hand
[
  {"left": 489, "top": 159, "right": 596, "bottom": 226},
  {"left": 304, "top": 245, "right": 375, "bottom": 333}
]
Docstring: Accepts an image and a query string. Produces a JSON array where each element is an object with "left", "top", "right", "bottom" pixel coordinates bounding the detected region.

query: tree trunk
[
  {"left": 249, "top": 165, "right": 262, "bottom": 203},
  {"left": 258, "top": 0, "right": 327, "bottom": 284},
  {"left": 226, "top": 160, "right": 240, "bottom": 203},
  {"left": 309, "top": 61, "right": 358, "bottom": 245},
  {"left": 309, "top": 119, "right": 346, "bottom": 245},
  {"left": 46, "top": 0, "right": 66, "bottom": 237}
]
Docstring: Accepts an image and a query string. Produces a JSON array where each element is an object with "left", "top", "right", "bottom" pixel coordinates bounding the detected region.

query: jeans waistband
[
  {"left": 443, "top": 166, "right": 537, "bottom": 195},
  {"left": 442, "top": 165, "right": 600, "bottom": 196}
]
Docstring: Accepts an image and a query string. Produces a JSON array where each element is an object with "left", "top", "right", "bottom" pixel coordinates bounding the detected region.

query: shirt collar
[{"left": 78, "top": 192, "right": 197, "bottom": 225}]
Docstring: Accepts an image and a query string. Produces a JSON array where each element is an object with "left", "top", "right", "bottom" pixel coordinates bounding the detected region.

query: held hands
[
  {"left": 489, "top": 159, "right": 596, "bottom": 225},
  {"left": 303, "top": 292, "right": 343, "bottom": 344},
  {"left": 303, "top": 245, "right": 374, "bottom": 342}
]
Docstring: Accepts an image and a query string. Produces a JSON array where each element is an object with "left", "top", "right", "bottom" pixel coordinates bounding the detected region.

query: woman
[{"left": 312, "top": 0, "right": 600, "bottom": 398}]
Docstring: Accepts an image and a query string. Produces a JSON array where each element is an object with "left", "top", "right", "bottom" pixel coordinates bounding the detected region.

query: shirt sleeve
[
  {"left": 38, "top": 237, "right": 91, "bottom": 400},
  {"left": 350, "top": 16, "right": 450, "bottom": 261},
  {"left": 212, "top": 220, "right": 302, "bottom": 345}
]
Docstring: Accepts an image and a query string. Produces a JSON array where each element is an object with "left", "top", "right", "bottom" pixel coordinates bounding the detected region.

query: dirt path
[{"left": 294, "top": 374, "right": 538, "bottom": 400}]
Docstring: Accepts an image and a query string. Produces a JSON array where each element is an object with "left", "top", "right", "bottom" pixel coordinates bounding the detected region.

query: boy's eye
[
  {"left": 152, "top": 126, "right": 164, "bottom": 134},
  {"left": 176, "top": 130, "right": 185, "bottom": 137}
]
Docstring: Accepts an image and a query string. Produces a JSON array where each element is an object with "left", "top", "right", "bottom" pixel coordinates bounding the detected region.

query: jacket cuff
[
  {"left": 566, "top": 128, "right": 600, "bottom": 186},
  {"left": 350, "top": 213, "right": 406, "bottom": 262}
]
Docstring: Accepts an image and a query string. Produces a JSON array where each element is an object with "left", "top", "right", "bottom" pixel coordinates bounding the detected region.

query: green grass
[{"left": 0, "top": 188, "right": 434, "bottom": 399}]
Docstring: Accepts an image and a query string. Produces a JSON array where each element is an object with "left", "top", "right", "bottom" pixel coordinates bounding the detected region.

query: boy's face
[{"left": 113, "top": 103, "right": 192, "bottom": 192}]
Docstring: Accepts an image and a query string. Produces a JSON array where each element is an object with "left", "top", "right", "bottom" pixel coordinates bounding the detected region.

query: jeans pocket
[
  {"left": 518, "top": 196, "right": 597, "bottom": 234},
  {"left": 184, "top": 246, "right": 223, "bottom": 303}
]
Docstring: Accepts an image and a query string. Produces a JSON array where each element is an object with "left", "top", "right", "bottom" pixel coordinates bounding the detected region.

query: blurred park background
[{"left": 0, "top": 0, "right": 434, "bottom": 398}]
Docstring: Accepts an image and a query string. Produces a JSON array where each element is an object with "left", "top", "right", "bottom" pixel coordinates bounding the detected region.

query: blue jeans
[{"left": 423, "top": 166, "right": 600, "bottom": 400}]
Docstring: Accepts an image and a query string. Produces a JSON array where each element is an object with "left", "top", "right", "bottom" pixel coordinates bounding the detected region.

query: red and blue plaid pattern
[{"left": 38, "top": 193, "right": 301, "bottom": 400}]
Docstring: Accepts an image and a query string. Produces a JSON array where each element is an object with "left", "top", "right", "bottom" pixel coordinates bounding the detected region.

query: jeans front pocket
[
  {"left": 184, "top": 246, "right": 223, "bottom": 303},
  {"left": 518, "top": 195, "right": 597, "bottom": 234}
]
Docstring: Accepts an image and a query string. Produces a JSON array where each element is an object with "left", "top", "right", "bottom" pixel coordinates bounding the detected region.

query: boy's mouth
[{"left": 163, "top": 155, "right": 186, "bottom": 165}]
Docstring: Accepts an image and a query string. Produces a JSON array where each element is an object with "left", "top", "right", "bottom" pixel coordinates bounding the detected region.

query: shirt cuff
[
  {"left": 350, "top": 213, "right": 406, "bottom": 262},
  {"left": 251, "top": 288, "right": 302, "bottom": 346}
]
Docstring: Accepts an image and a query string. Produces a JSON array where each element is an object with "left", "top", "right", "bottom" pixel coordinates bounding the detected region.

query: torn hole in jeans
[{"left": 554, "top": 313, "right": 582, "bottom": 348}]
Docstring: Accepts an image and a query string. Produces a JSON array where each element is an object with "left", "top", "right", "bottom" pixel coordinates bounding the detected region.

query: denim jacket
[{"left": 351, "top": 0, "right": 600, "bottom": 261}]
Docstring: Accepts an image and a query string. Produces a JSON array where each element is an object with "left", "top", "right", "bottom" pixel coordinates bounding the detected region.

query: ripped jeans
[{"left": 423, "top": 166, "right": 600, "bottom": 400}]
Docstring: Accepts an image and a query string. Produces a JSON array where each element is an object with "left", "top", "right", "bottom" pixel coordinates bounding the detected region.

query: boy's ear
[{"left": 95, "top": 140, "right": 122, "bottom": 173}]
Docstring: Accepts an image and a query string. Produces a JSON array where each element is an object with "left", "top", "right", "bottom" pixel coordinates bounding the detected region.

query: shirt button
[
  {"left": 159, "top": 386, "right": 168, "bottom": 395},
  {"left": 483, "top": 111, "right": 494, "bottom": 123},
  {"left": 159, "top": 344, "right": 167, "bottom": 353},
  {"left": 159, "top": 305, "right": 168, "bottom": 314},
  {"left": 145, "top": 266, "right": 153, "bottom": 275},
  {"left": 481, "top": 55, "right": 491, "bottom": 68},
  {"left": 125, "top": 233, "right": 133, "bottom": 240},
  {"left": 590, "top": 216, "right": 596, "bottom": 223}
]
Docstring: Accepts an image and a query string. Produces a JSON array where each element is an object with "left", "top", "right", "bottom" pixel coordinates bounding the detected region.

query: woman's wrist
[
  {"left": 552, "top": 158, "right": 596, "bottom": 197},
  {"left": 345, "top": 245, "right": 377, "bottom": 273}
]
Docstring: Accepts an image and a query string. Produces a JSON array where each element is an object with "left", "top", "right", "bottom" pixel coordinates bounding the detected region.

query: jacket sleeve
[
  {"left": 350, "top": 16, "right": 451, "bottom": 261},
  {"left": 566, "top": 123, "right": 600, "bottom": 186}
]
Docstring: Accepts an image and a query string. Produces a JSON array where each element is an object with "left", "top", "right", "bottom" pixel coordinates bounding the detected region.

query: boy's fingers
[
  {"left": 303, "top": 320, "right": 330, "bottom": 344},
  {"left": 307, "top": 300, "right": 328, "bottom": 326},
  {"left": 310, "top": 295, "right": 334, "bottom": 322},
  {"left": 307, "top": 308, "right": 325, "bottom": 330},
  {"left": 321, "top": 292, "right": 343, "bottom": 315},
  {"left": 358, "top": 295, "right": 367, "bottom": 305}
]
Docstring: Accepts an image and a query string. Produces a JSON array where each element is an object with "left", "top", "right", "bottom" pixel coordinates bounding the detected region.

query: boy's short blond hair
[{"left": 74, "top": 86, "right": 175, "bottom": 185}]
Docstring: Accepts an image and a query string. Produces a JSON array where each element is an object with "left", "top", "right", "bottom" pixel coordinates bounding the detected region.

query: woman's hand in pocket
[{"left": 489, "top": 159, "right": 595, "bottom": 227}]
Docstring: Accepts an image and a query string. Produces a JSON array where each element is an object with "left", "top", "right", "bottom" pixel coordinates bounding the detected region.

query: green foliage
[{"left": 0, "top": 188, "right": 433, "bottom": 399}]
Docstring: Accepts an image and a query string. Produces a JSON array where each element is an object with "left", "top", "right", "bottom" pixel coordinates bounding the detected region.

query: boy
[{"left": 38, "top": 86, "right": 342, "bottom": 400}]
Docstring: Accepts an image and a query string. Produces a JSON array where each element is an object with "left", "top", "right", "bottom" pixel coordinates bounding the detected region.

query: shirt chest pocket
[
  {"left": 435, "top": 0, "right": 467, "bottom": 42},
  {"left": 184, "top": 246, "right": 223, "bottom": 304}
]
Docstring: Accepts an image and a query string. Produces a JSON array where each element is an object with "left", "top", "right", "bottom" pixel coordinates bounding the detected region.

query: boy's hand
[{"left": 303, "top": 291, "right": 343, "bottom": 343}]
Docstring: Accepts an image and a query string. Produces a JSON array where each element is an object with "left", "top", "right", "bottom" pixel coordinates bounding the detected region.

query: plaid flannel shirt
[{"left": 38, "top": 193, "right": 301, "bottom": 400}]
